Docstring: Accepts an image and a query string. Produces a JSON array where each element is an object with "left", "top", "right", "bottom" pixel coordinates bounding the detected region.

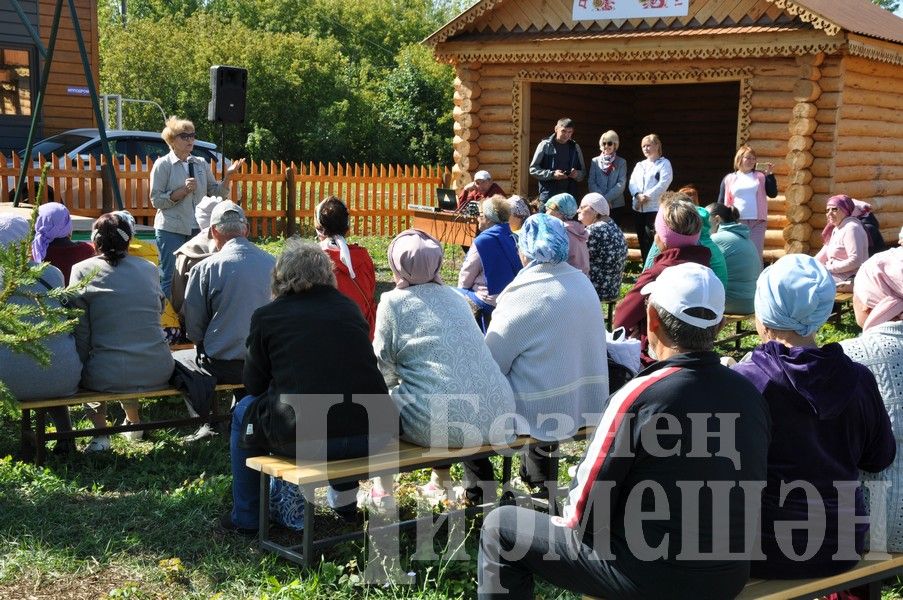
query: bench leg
[
  {"left": 20, "top": 407, "right": 35, "bottom": 463},
  {"left": 258, "top": 471, "right": 271, "bottom": 547},
  {"left": 35, "top": 409, "right": 47, "bottom": 466},
  {"left": 302, "top": 493, "right": 313, "bottom": 570},
  {"left": 734, "top": 320, "right": 743, "bottom": 353}
]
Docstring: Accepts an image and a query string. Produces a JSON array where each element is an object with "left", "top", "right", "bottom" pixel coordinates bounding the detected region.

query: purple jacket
[{"left": 733, "top": 341, "right": 895, "bottom": 578}]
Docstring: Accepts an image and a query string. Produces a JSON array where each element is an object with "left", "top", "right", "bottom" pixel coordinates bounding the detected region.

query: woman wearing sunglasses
[
  {"left": 587, "top": 130, "right": 627, "bottom": 213},
  {"left": 150, "top": 116, "right": 245, "bottom": 300}
]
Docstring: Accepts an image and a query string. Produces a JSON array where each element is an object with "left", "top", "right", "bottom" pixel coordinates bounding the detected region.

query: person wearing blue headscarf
[
  {"left": 466, "top": 212, "right": 608, "bottom": 501},
  {"left": 732, "top": 253, "right": 895, "bottom": 579}
]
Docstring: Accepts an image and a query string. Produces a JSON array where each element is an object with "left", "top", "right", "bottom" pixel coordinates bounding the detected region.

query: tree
[
  {"left": 872, "top": 0, "right": 901, "bottom": 12},
  {"left": 0, "top": 172, "right": 85, "bottom": 406},
  {"left": 377, "top": 45, "right": 454, "bottom": 165}
]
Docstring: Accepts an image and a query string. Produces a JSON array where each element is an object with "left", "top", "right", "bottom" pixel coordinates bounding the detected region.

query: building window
[{"left": 1, "top": 47, "right": 33, "bottom": 116}]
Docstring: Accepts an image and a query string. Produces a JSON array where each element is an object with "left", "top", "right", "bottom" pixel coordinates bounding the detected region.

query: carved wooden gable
[{"left": 427, "top": 0, "right": 847, "bottom": 45}]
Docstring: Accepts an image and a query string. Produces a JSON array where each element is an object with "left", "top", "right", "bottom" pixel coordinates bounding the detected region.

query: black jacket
[{"left": 240, "top": 285, "right": 398, "bottom": 456}]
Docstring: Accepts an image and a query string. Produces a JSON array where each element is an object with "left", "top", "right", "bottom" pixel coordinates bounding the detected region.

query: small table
[{"left": 410, "top": 208, "right": 478, "bottom": 247}]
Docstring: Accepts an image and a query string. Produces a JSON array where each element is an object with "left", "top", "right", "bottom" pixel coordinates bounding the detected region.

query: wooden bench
[
  {"left": 19, "top": 383, "right": 243, "bottom": 464},
  {"left": 832, "top": 292, "right": 854, "bottom": 324},
  {"left": 718, "top": 313, "right": 757, "bottom": 352},
  {"left": 583, "top": 553, "right": 903, "bottom": 599},
  {"left": 245, "top": 427, "right": 594, "bottom": 568}
]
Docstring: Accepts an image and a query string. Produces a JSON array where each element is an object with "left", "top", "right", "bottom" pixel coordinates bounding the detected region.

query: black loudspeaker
[{"left": 208, "top": 65, "right": 247, "bottom": 124}]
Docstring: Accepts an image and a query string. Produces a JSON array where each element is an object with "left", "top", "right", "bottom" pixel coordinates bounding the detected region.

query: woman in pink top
[
  {"left": 815, "top": 194, "right": 869, "bottom": 291},
  {"left": 717, "top": 145, "right": 777, "bottom": 256}
]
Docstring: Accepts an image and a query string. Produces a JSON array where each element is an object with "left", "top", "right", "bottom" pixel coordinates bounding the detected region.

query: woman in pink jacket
[{"left": 815, "top": 194, "right": 869, "bottom": 291}]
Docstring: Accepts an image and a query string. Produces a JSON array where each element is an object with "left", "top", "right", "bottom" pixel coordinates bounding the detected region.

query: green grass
[{"left": 0, "top": 236, "right": 898, "bottom": 599}]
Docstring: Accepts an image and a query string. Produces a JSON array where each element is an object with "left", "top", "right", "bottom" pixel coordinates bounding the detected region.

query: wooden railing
[{"left": 0, "top": 153, "right": 451, "bottom": 238}]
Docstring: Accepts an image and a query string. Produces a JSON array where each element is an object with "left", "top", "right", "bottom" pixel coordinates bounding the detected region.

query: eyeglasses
[
  {"left": 177, "top": 132, "right": 197, "bottom": 140},
  {"left": 601, "top": 141, "right": 615, "bottom": 146},
  {"left": 826, "top": 207, "right": 840, "bottom": 213}
]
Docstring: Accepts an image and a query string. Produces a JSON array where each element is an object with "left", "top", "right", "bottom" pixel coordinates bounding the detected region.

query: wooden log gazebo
[{"left": 426, "top": 0, "right": 903, "bottom": 258}]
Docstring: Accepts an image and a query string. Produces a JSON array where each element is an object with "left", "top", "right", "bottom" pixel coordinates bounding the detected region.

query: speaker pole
[{"left": 220, "top": 121, "right": 226, "bottom": 180}]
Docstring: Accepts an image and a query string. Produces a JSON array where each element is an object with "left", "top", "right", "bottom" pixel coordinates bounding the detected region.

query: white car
[{"left": 8, "top": 128, "right": 226, "bottom": 203}]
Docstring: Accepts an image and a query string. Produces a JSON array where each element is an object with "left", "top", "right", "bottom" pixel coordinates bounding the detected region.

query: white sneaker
[
  {"left": 85, "top": 435, "right": 111, "bottom": 453},
  {"left": 120, "top": 419, "right": 143, "bottom": 442}
]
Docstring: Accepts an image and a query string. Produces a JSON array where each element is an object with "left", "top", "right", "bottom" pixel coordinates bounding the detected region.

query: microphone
[{"left": 188, "top": 162, "right": 195, "bottom": 178}]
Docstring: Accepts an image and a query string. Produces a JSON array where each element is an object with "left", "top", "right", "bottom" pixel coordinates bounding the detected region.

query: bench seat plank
[
  {"left": 19, "top": 384, "right": 243, "bottom": 410},
  {"left": 247, "top": 428, "right": 594, "bottom": 486},
  {"left": 734, "top": 554, "right": 903, "bottom": 599}
]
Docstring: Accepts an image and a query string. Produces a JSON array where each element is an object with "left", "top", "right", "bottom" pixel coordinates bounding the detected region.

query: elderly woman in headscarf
[
  {"left": 370, "top": 229, "right": 515, "bottom": 501},
  {"left": 32, "top": 202, "right": 95, "bottom": 285},
  {"left": 69, "top": 212, "right": 175, "bottom": 452},
  {"left": 0, "top": 215, "right": 82, "bottom": 454},
  {"left": 815, "top": 194, "right": 869, "bottom": 291},
  {"left": 840, "top": 247, "right": 903, "bottom": 552},
  {"left": 545, "top": 192, "right": 589, "bottom": 275},
  {"left": 577, "top": 192, "right": 627, "bottom": 303},
  {"left": 641, "top": 200, "right": 728, "bottom": 286},
  {"left": 508, "top": 195, "right": 530, "bottom": 236},
  {"left": 480, "top": 213, "right": 608, "bottom": 496},
  {"left": 614, "top": 193, "right": 711, "bottom": 362},
  {"left": 850, "top": 199, "right": 886, "bottom": 257},
  {"left": 315, "top": 196, "right": 377, "bottom": 339},
  {"left": 457, "top": 195, "right": 522, "bottom": 331},
  {"left": 732, "top": 254, "right": 895, "bottom": 579}
]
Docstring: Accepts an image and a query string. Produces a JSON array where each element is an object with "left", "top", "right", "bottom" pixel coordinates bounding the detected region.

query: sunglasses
[
  {"left": 177, "top": 132, "right": 197, "bottom": 140},
  {"left": 601, "top": 141, "right": 615, "bottom": 146}
]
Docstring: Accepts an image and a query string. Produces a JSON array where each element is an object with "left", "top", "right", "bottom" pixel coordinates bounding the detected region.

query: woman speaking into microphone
[{"left": 150, "top": 116, "right": 245, "bottom": 300}]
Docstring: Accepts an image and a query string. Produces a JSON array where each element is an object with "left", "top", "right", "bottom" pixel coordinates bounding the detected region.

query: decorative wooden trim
[
  {"left": 425, "top": 0, "right": 502, "bottom": 47},
  {"left": 510, "top": 67, "right": 754, "bottom": 193},
  {"left": 434, "top": 40, "right": 843, "bottom": 65},
  {"left": 765, "top": 0, "right": 840, "bottom": 37},
  {"left": 847, "top": 39, "right": 903, "bottom": 66}
]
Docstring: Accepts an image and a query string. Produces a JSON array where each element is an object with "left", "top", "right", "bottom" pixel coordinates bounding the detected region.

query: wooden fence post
[{"left": 285, "top": 164, "right": 296, "bottom": 238}]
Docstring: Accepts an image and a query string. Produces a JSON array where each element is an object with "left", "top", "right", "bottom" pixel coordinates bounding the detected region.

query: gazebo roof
[{"left": 425, "top": 0, "right": 903, "bottom": 47}]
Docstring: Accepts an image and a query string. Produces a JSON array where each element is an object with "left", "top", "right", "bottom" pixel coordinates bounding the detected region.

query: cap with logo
[{"left": 641, "top": 262, "right": 725, "bottom": 328}]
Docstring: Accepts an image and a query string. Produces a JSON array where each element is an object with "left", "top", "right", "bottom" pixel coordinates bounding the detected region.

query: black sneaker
[{"left": 219, "top": 511, "right": 258, "bottom": 536}]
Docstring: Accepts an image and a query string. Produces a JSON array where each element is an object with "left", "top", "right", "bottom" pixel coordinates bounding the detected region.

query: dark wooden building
[
  {"left": 0, "top": 0, "right": 99, "bottom": 153},
  {"left": 427, "top": 0, "right": 903, "bottom": 256}
]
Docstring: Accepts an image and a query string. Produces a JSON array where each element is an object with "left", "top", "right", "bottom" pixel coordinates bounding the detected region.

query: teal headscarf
[
  {"left": 518, "top": 213, "right": 568, "bottom": 265},
  {"left": 755, "top": 254, "right": 836, "bottom": 337}
]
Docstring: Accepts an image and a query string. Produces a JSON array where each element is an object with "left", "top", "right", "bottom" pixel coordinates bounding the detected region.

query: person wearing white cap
[
  {"left": 578, "top": 192, "right": 628, "bottom": 303},
  {"left": 176, "top": 201, "right": 275, "bottom": 422},
  {"left": 169, "top": 197, "right": 224, "bottom": 321},
  {"left": 478, "top": 262, "right": 770, "bottom": 599},
  {"left": 456, "top": 169, "right": 504, "bottom": 212}
]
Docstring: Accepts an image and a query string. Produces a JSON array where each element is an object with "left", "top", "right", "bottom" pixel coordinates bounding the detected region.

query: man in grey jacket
[
  {"left": 528, "top": 117, "right": 586, "bottom": 209},
  {"left": 174, "top": 201, "right": 275, "bottom": 437}
]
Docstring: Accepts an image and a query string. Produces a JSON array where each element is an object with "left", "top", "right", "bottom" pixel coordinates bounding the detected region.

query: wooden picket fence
[{"left": 0, "top": 153, "right": 451, "bottom": 238}]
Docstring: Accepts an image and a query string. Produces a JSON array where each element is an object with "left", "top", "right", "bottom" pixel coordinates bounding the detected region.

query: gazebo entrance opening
[{"left": 528, "top": 80, "right": 742, "bottom": 221}]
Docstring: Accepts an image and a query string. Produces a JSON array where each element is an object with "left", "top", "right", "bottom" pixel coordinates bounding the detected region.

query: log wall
[{"left": 38, "top": 0, "right": 99, "bottom": 135}]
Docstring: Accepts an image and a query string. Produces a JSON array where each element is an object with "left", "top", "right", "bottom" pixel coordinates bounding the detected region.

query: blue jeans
[
  {"left": 229, "top": 394, "right": 377, "bottom": 529},
  {"left": 456, "top": 288, "right": 495, "bottom": 333},
  {"left": 155, "top": 228, "right": 196, "bottom": 301}
]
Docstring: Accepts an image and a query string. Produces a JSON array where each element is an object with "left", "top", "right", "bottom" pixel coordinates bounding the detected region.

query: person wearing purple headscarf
[
  {"left": 32, "top": 203, "right": 95, "bottom": 285},
  {"left": 369, "top": 229, "right": 515, "bottom": 503},
  {"left": 815, "top": 194, "right": 869, "bottom": 291}
]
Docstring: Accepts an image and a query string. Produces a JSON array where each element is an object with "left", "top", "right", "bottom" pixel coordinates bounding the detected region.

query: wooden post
[
  {"left": 100, "top": 157, "right": 113, "bottom": 214},
  {"left": 285, "top": 164, "right": 296, "bottom": 238}
]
